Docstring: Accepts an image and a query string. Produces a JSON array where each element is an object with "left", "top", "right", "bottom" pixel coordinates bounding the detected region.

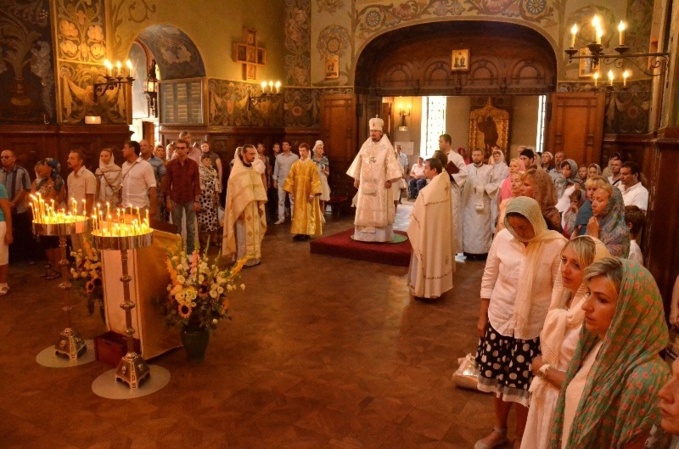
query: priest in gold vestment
[
  {"left": 407, "top": 158, "right": 454, "bottom": 300},
  {"left": 222, "top": 145, "right": 267, "bottom": 267},
  {"left": 283, "top": 143, "right": 323, "bottom": 241},
  {"left": 346, "top": 117, "right": 403, "bottom": 242}
]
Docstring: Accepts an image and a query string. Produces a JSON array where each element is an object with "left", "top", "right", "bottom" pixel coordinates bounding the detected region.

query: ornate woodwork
[{"left": 355, "top": 21, "right": 556, "bottom": 97}]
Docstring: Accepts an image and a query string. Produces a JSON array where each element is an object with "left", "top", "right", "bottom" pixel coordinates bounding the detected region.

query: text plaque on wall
[{"left": 159, "top": 79, "right": 204, "bottom": 125}]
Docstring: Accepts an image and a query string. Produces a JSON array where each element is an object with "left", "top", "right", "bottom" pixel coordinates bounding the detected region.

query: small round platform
[
  {"left": 36, "top": 340, "right": 96, "bottom": 368},
  {"left": 91, "top": 365, "right": 171, "bottom": 400}
]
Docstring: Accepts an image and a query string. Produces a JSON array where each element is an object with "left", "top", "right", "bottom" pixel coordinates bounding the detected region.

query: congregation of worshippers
[{"left": 2, "top": 115, "right": 679, "bottom": 449}]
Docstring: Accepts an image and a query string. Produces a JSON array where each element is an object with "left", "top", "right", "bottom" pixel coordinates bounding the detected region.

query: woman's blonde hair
[
  {"left": 584, "top": 175, "right": 609, "bottom": 190},
  {"left": 583, "top": 257, "right": 624, "bottom": 293}
]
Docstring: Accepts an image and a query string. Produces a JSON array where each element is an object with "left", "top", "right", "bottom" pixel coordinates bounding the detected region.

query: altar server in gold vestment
[
  {"left": 222, "top": 145, "right": 267, "bottom": 267},
  {"left": 407, "top": 158, "right": 454, "bottom": 300},
  {"left": 283, "top": 143, "right": 323, "bottom": 241},
  {"left": 346, "top": 117, "right": 403, "bottom": 242}
]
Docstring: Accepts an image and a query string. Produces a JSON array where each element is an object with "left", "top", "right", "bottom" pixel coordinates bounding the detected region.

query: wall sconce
[
  {"left": 565, "top": 15, "right": 670, "bottom": 81},
  {"left": 94, "top": 59, "right": 135, "bottom": 101},
  {"left": 249, "top": 80, "right": 282, "bottom": 106},
  {"left": 143, "top": 59, "right": 158, "bottom": 117},
  {"left": 398, "top": 104, "right": 411, "bottom": 131}
]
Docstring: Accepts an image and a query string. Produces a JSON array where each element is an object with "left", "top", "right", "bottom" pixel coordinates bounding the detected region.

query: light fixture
[
  {"left": 397, "top": 103, "right": 411, "bottom": 131},
  {"left": 249, "top": 80, "right": 282, "bottom": 106},
  {"left": 143, "top": 59, "right": 158, "bottom": 117},
  {"left": 565, "top": 15, "right": 670, "bottom": 90},
  {"left": 94, "top": 59, "right": 135, "bottom": 101}
]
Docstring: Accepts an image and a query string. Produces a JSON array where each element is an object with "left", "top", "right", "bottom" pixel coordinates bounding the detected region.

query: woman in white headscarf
[
  {"left": 475, "top": 196, "right": 567, "bottom": 449},
  {"left": 311, "top": 140, "right": 330, "bottom": 214},
  {"left": 520, "top": 236, "right": 610, "bottom": 449},
  {"left": 95, "top": 148, "right": 121, "bottom": 205}
]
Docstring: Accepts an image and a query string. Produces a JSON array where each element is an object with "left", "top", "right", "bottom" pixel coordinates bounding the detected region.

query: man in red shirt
[{"left": 163, "top": 139, "right": 201, "bottom": 255}]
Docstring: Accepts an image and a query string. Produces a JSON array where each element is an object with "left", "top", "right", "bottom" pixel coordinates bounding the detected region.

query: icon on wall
[
  {"left": 325, "top": 55, "right": 339, "bottom": 80},
  {"left": 451, "top": 49, "right": 470, "bottom": 71}
]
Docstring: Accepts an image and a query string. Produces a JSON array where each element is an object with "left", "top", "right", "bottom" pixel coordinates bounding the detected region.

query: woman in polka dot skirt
[{"left": 475, "top": 197, "right": 566, "bottom": 449}]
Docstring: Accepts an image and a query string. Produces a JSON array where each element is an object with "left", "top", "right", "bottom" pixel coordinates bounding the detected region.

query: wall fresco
[
  {"left": 0, "top": 0, "right": 56, "bottom": 123},
  {"left": 208, "top": 79, "right": 283, "bottom": 127},
  {"left": 285, "top": 0, "right": 311, "bottom": 86},
  {"left": 557, "top": 80, "right": 651, "bottom": 134},
  {"left": 137, "top": 24, "right": 205, "bottom": 80},
  {"left": 316, "top": 0, "right": 345, "bottom": 13},
  {"left": 55, "top": 0, "right": 106, "bottom": 63}
]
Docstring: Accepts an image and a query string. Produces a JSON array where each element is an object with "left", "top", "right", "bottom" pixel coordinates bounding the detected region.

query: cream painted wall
[
  {"left": 109, "top": 0, "right": 286, "bottom": 82},
  {"left": 510, "top": 96, "right": 540, "bottom": 159},
  {"left": 446, "top": 97, "right": 472, "bottom": 152}
]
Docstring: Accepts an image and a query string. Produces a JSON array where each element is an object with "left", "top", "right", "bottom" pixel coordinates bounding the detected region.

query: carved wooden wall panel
[
  {"left": 356, "top": 21, "right": 556, "bottom": 97},
  {"left": 547, "top": 92, "right": 605, "bottom": 166},
  {"left": 320, "top": 94, "right": 356, "bottom": 196}
]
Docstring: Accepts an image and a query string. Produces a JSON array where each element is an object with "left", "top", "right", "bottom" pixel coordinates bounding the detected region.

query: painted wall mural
[
  {"left": 0, "top": 0, "right": 56, "bottom": 124},
  {"left": 137, "top": 25, "right": 205, "bottom": 80},
  {"left": 285, "top": 0, "right": 311, "bottom": 86},
  {"left": 54, "top": 0, "right": 130, "bottom": 124},
  {"left": 316, "top": 0, "right": 345, "bottom": 13},
  {"left": 354, "top": 0, "right": 557, "bottom": 44},
  {"left": 208, "top": 79, "right": 283, "bottom": 128}
]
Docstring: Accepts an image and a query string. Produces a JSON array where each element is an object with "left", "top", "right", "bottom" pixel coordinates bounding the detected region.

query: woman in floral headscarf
[
  {"left": 521, "top": 236, "right": 610, "bottom": 449},
  {"left": 31, "top": 158, "right": 66, "bottom": 279},
  {"left": 586, "top": 182, "right": 630, "bottom": 257},
  {"left": 549, "top": 258, "right": 669, "bottom": 449},
  {"left": 475, "top": 196, "right": 566, "bottom": 449},
  {"left": 94, "top": 148, "right": 121, "bottom": 205}
]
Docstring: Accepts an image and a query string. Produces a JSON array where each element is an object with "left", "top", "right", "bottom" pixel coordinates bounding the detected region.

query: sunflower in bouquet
[{"left": 162, "top": 245, "right": 246, "bottom": 331}]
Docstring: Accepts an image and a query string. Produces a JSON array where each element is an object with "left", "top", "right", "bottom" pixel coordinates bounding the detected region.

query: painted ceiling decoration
[{"left": 137, "top": 24, "right": 205, "bottom": 80}]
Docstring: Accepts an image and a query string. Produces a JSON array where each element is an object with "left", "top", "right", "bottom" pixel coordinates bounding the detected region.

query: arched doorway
[
  {"left": 127, "top": 24, "right": 206, "bottom": 144},
  {"left": 353, "top": 20, "right": 557, "bottom": 159}
]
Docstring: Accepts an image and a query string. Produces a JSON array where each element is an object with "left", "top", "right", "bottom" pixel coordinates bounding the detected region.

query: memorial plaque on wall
[{"left": 160, "top": 79, "right": 204, "bottom": 125}]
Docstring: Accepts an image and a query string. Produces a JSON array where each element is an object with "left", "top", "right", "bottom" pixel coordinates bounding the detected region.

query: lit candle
[
  {"left": 82, "top": 199, "right": 87, "bottom": 215},
  {"left": 570, "top": 24, "right": 578, "bottom": 48},
  {"left": 116, "top": 61, "right": 122, "bottom": 77},
  {"left": 261, "top": 81, "right": 267, "bottom": 92},
  {"left": 125, "top": 59, "right": 133, "bottom": 78},
  {"left": 623, "top": 70, "right": 630, "bottom": 87},
  {"left": 593, "top": 71, "right": 600, "bottom": 87},
  {"left": 618, "top": 21, "right": 626, "bottom": 46},
  {"left": 104, "top": 59, "right": 113, "bottom": 77},
  {"left": 591, "top": 15, "right": 602, "bottom": 44},
  {"left": 275, "top": 81, "right": 281, "bottom": 93},
  {"left": 596, "top": 26, "right": 603, "bottom": 45},
  {"left": 268, "top": 81, "right": 274, "bottom": 93},
  {"left": 608, "top": 70, "right": 614, "bottom": 86},
  {"left": 136, "top": 207, "right": 141, "bottom": 225}
]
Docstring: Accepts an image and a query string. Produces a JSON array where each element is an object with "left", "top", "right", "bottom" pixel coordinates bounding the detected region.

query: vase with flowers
[
  {"left": 70, "top": 237, "right": 105, "bottom": 323},
  {"left": 163, "top": 245, "right": 246, "bottom": 361}
]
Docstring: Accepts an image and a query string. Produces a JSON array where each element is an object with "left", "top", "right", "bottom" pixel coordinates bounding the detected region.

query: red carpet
[{"left": 310, "top": 228, "right": 411, "bottom": 267}]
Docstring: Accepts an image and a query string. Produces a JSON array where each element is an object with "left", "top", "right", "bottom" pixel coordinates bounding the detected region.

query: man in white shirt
[
  {"left": 408, "top": 157, "right": 426, "bottom": 199},
  {"left": 67, "top": 149, "right": 97, "bottom": 215},
  {"left": 607, "top": 154, "right": 622, "bottom": 186},
  {"left": 618, "top": 160, "right": 648, "bottom": 212},
  {"left": 272, "top": 140, "right": 299, "bottom": 224},
  {"left": 121, "top": 140, "right": 158, "bottom": 217}
]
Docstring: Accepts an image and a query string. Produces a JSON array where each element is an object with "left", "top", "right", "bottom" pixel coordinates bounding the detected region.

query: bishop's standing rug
[{"left": 309, "top": 228, "right": 411, "bottom": 267}]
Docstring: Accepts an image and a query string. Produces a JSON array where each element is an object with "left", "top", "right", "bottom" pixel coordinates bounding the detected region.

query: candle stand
[
  {"left": 33, "top": 219, "right": 89, "bottom": 360},
  {"left": 92, "top": 231, "right": 152, "bottom": 389}
]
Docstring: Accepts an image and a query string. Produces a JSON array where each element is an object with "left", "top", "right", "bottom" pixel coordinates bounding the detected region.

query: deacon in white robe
[
  {"left": 222, "top": 145, "right": 268, "bottom": 267},
  {"left": 408, "top": 159, "right": 454, "bottom": 300},
  {"left": 346, "top": 117, "right": 403, "bottom": 242},
  {"left": 439, "top": 134, "right": 467, "bottom": 254},
  {"left": 462, "top": 149, "right": 497, "bottom": 257}
]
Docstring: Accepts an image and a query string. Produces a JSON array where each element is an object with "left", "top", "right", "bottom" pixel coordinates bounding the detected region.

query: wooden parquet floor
[{"left": 0, "top": 211, "right": 508, "bottom": 449}]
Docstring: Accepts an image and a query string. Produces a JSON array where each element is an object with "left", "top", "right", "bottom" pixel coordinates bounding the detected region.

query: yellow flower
[{"left": 178, "top": 304, "right": 192, "bottom": 318}]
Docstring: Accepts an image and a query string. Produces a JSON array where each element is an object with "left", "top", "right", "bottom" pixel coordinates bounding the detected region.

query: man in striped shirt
[{"left": 0, "top": 149, "right": 35, "bottom": 263}]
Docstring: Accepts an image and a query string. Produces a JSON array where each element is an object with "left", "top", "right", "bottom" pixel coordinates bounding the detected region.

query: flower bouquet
[
  {"left": 70, "top": 238, "right": 105, "bottom": 322},
  {"left": 162, "top": 245, "right": 246, "bottom": 361},
  {"left": 162, "top": 245, "right": 246, "bottom": 331}
]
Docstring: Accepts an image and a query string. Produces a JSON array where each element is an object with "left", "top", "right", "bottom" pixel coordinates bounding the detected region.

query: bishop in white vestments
[{"left": 346, "top": 117, "right": 403, "bottom": 242}]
